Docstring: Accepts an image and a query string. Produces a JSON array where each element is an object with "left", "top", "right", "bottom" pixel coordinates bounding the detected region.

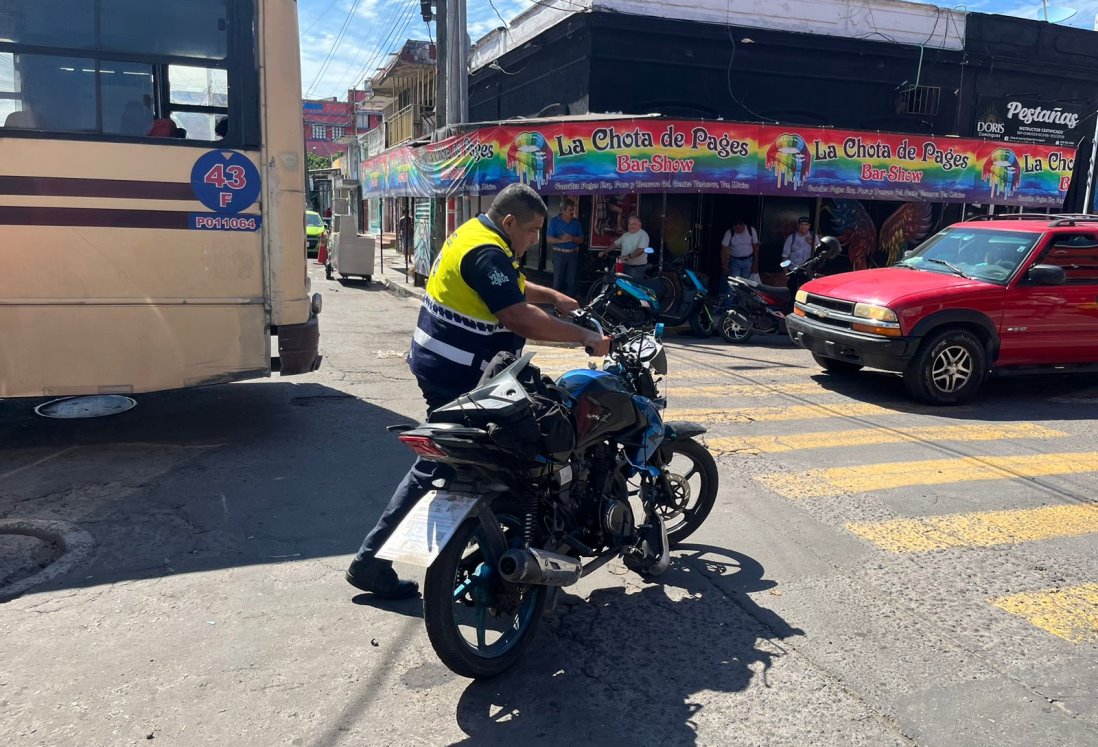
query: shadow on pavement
[
  {"left": 0, "top": 381, "right": 419, "bottom": 598},
  {"left": 451, "top": 544, "right": 803, "bottom": 746}
]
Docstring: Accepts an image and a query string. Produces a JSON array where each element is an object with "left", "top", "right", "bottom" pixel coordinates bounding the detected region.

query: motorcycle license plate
[{"left": 375, "top": 491, "right": 480, "bottom": 567}]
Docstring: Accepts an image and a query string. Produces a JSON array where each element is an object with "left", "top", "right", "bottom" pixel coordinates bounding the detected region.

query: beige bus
[{"left": 0, "top": 0, "right": 321, "bottom": 399}]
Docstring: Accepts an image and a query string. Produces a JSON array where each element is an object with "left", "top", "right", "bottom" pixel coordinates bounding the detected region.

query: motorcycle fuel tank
[{"left": 556, "top": 369, "right": 638, "bottom": 448}]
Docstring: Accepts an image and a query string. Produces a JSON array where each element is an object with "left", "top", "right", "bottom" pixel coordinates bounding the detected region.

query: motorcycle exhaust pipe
[
  {"left": 725, "top": 307, "right": 753, "bottom": 328},
  {"left": 498, "top": 547, "right": 582, "bottom": 587}
]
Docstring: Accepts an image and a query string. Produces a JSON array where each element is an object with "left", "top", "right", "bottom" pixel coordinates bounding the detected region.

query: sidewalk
[{"left": 372, "top": 241, "right": 426, "bottom": 301}]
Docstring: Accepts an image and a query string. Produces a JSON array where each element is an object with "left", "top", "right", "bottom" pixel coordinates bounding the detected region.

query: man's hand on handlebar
[
  {"left": 553, "top": 294, "right": 580, "bottom": 315},
  {"left": 581, "top": 330, "right": 611, "bottom": 357}
]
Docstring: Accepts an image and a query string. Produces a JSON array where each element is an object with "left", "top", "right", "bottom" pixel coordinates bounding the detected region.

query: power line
[
  {"left": 328, "top": 0, "right": 408, "bottom": 94},
  {"left": 301, "top": 0, "right": 341, "bottom": 36},
  {"left": 305, "top": 0, "right": 364, "bottom": 98},
  {"left": 349, "top": 1, "right": 418, "bottom": 92}
]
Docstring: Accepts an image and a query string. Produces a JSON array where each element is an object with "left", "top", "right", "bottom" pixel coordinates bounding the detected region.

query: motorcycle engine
[{"left": 601, "top": 499, "right": 635, "bottom": 547}]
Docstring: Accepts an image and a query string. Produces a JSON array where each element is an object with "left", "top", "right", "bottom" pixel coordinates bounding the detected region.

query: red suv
[{"left": 787, "top": 214, "right": 1098, "bottom": 404}]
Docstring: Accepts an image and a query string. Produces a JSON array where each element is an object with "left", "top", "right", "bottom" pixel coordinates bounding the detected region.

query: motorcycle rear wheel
[
  {"left": 718, "top": 306, "right": 754, "bottom": 344},
  {"left": 688, "top": 306, "right": 716, "bottom": 337},
  {"left": 657, "top": 438, "right": 719, "bottom": 547},
  {"left": 423, "top": 517, "right": 547, "bottom": 679}
]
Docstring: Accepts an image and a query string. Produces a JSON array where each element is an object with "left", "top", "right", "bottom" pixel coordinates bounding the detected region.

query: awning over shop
[{"left": 361, "top": 117, "right": 1075, "bottom": 208}]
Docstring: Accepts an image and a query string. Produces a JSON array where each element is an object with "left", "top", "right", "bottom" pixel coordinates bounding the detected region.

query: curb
[{"left": 378, "top": 275, "right": 424, "bottom": 301}]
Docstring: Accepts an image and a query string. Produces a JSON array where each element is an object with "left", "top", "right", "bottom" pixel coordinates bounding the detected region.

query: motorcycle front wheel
[
  {"left": 656, "top": 438, "right": 719, "bottom": 546},
  {"left": 423, "top": 517, "right": 547, "bottom": 679}
]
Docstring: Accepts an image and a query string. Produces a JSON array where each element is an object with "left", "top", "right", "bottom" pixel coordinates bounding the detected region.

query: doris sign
[
  {"left": 362, "top": 118, "right": 1075, "bottom": 206},
  {"left": 975, "top": 97, "right": 1083, "bottom": 148}
]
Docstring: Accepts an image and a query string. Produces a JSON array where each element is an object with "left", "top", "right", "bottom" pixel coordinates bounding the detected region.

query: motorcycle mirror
[
  {"left": 817, "top": 235, "right": 842, "bottom": 260},
  {"left": 780, "top": 259, "right": 792, "bottom": 269},
  {"left": 644, "top": 247, "right": 655, "bottom": 254}
]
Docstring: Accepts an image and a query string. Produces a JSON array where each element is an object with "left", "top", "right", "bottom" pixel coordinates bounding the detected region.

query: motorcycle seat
[{"left": 755, "top": 283, "right": 792, "bottom": 303}]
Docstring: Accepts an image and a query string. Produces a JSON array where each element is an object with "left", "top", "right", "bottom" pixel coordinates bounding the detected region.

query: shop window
[
  {"left": 0, "top": 0, "right": 96, "bottom": 49},
  {"left": 1043, "top": 234, "right": 1098, "bottom": 284},
  {"left": 99, "top": 0, "right": 228, "bottom": 60}
]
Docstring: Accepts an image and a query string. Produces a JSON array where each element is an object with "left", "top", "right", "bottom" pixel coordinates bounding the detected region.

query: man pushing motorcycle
[{"left": 346, "top": 183, "right": 611, "bottom": 600}]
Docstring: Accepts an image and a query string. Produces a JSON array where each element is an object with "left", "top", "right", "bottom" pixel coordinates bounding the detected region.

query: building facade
[
  {"left": 303, "top": 90, "right": 379, "bottom": 161},
  {"left": 464, "top": 0, "right": 1098, "bottom": 287}
]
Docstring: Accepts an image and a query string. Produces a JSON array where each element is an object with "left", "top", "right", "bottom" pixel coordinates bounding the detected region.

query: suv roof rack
[{"left": 963, "top": 213, "right": 1098, "bottom": 227}]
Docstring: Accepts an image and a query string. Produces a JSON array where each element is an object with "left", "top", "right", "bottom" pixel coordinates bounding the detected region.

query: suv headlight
[
  {"left": 853, "top": 303, "right": 898, "bottom": 322},
  {"left": 795, "top": 289, "right": 808, "bottom": 304}
]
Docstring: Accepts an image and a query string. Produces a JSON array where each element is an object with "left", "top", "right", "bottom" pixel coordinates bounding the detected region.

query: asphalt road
[{"left": 1, "top": 267, "right": 1096, "bottom": 746}]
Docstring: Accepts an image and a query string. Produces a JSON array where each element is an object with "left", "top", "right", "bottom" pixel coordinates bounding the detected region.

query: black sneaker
[{"left": 345, "top": 557, "right": 420, "bottom": 600}]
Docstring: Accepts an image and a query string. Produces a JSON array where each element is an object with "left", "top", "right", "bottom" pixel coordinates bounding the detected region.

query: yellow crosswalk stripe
[
  {"left": 710, "top": 423, "right": 1066, "bottom": 455},
  {"left": 990, "top": 583, "right": 1098, "bottom": 644},
  {"left": 759, "top": 452, "right": 1098, "bottom": 499},
  {"left": 844, "top": 504, "right": 1098, "bottom": 552},
  {"left": 669, "top": 401, "right": 906, "bottom": 424},
  {"left": 664, "top": 382, "right": 825, "bottom": 398}
]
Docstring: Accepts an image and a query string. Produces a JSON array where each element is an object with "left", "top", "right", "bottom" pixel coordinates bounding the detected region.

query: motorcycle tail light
[{"left": 398, "top": 434, "right": 448, "bottom": 457}]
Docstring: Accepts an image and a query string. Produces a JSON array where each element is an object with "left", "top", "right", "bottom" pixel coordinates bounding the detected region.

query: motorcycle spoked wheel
[
  {"left": 422, "top": 515, "right": 547, "bottom": 679},
  {"left": 718, "top": 305, "right": 755, "bottom": 344},
  {"left": 654, "top": 438, "right": 719, "bottom": 547}
]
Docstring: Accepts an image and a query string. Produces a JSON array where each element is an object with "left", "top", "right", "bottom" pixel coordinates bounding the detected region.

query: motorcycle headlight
[
  {"left": 853, "top": 303, "right": 898, "bottom": 322},
  {"left": 795, "top": 289, "right": 808, "bottom": 304}
]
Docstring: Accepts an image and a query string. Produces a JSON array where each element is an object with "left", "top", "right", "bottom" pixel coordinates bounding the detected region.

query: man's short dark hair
[
  {"left": 560, "top": 197, "right": 575, "bottom": 211},
  {"left": 489, "top": 183, "right": 547, "bottom": 224}
]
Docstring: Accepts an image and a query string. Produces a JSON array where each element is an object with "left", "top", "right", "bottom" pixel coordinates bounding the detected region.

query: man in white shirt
[
  {"left": 601, "top": 214, "right": 650, "bottom": 280},
  {"left": 782, "top": 216, "right": 814, "bottom": 267},
  {"left": 721, "top": 217, "right": 759, "bottom": 280}
]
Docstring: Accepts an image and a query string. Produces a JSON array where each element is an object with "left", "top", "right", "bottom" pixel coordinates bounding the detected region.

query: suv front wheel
[{"left": 904, "top": 328, "right": 986, "bottom": 405}]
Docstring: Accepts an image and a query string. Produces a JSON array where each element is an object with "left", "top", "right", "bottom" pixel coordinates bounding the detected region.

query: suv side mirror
[{"left": 1026, "top": 264, "right": 1066, "bottom": 285}]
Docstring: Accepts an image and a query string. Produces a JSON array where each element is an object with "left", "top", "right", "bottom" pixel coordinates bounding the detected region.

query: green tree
[{"left": 306, "top": 152, "right": 332, "bottom": 171}]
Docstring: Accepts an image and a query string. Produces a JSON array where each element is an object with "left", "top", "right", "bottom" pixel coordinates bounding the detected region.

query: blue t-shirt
[{"left": 547, "top": 214, "right": 583, "bottom": 251}]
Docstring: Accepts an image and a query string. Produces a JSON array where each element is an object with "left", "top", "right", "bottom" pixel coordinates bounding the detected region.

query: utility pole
[
  {"left": 429, "top": 0, "right": 448, "bottom": 280},
  {"left": 445, "top": 0, "right": 469, "bottom": 223},
  {"left": 1084, "top": 112, "right": 1098, "bottom": 214}
]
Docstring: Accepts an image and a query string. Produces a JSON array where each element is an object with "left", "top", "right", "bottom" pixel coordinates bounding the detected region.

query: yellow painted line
[
  {"left": 664, "top": 382, "right": 825, "bottom": 398},
  {"left": 845, "top": 504, "right": 1098, "bottom": 553},
  {"left": 669, "top": 401, "right": 900, "bottom": 424},
  {"left": 710, "top": 423, "right": 1066, "bottom": 455},
  {"left": 990, "top": 583, "right": 1098, "bottom": 644},
  {"left": 759, "top": 452, "right": 1098, "bottom": 499}
]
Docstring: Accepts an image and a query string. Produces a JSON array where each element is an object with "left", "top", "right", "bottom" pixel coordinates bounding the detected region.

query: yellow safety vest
[{"left": 426, "top": 216, "right": 526, "bottom": 321}]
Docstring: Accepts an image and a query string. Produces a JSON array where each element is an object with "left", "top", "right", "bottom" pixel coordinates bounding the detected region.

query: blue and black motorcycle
[
  {"left": 381, "top": 311, "right": 718, "bottom": 678},
  {"left": 585, "top": 249, "right": 718, "bottom": 337}
]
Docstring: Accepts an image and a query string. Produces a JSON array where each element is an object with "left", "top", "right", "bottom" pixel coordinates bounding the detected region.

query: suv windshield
[{"left": 896, "top": 227, "right": 1039, "bottom": 284}]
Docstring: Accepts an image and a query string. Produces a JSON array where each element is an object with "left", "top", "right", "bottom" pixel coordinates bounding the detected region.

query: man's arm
[
  {"left": 545, "top": 217, "right": 564, "bottom": 246},
  {"left": 525, "top": 280, "right": 578, "bottom": 314},
  {"left": 781, "top": 235, "right": 792, "bottom": 260},
  {"left": 496, "top": 302, "right": 610, "bottom": 356}
]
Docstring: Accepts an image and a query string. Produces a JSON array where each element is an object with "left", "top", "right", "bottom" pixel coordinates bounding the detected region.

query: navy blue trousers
[{"left": 354, "top": 378, "right": 458, "bottom": 559}]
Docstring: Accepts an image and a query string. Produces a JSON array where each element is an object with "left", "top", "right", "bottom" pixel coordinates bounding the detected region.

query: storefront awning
[{"left": 361, "top": 117, "right": 1075, "bottom": 208}]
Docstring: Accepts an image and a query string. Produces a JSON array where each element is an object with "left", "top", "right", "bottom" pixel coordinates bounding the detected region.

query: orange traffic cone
[{"left": 316, "top": 234, "right": 328, "bottom": 265}]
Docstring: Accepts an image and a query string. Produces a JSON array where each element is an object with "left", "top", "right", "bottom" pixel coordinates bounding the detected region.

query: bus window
[
  {"left": 1, "top": 53, "right": 97, "bottom": 131},
  {"left": 99, "top": 0, "right": 229, "bottom": 60},
  {"left": 0, "top": 1, "right": 96, "bottom": 48},
  {"left": 102, "top": 61, "right": 155, "bottom": 136}
]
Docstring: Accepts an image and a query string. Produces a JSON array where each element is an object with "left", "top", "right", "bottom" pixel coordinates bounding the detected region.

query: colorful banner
[{"left": 360, "top": 118, "right": 1075, "bottom": 207}]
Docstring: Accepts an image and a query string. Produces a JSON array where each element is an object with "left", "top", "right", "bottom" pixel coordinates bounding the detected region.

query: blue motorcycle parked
[{"left": 585, "top": 249, "right": 717, "bottom": 336}]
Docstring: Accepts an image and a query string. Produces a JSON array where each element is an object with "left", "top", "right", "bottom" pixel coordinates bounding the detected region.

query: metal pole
[{"left": 1083, "top": 111, "right": 1098, "bottom": 214}]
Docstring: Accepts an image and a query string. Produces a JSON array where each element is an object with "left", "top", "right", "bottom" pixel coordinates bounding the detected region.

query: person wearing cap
[{"left": 782, "top": 216, "right": 815, "bottom": 268}]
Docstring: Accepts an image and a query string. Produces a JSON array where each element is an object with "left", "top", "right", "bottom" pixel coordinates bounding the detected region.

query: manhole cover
[{"left": 35, "top": 395, "right": 137, "bottom": 419}]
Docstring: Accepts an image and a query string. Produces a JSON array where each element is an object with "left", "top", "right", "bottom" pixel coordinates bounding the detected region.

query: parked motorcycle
[
  {"left": 586, "top": 249, "right": 718, "bottom": 337},
  {"left": 718, "top": 236, "right": 842, "bottom": 344},
  {"left": 380, "top": 310, "right": 719, "bottom": 678}
]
